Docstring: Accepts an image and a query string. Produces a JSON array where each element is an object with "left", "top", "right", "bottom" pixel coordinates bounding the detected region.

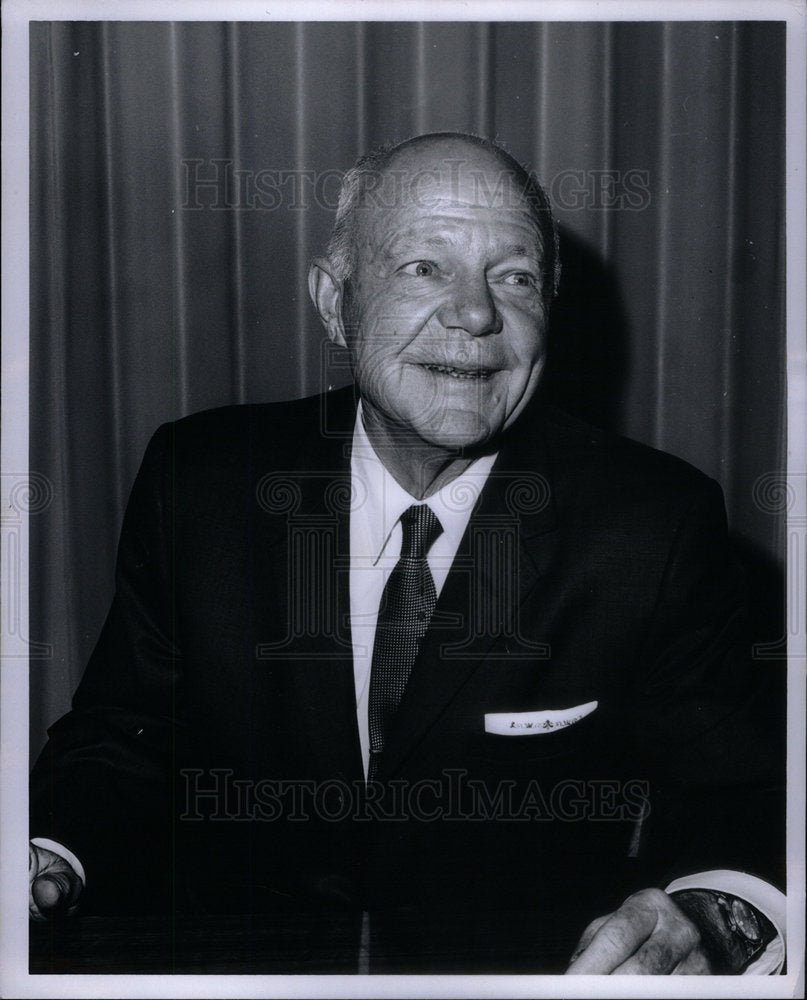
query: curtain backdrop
[{"left": 29, "top": 20, "right": 786, "bottom": 756}]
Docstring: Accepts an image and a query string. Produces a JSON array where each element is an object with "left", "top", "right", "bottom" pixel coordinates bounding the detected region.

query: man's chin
[{"left": 414, "top": 411, "right": 503, "bottom": 454}]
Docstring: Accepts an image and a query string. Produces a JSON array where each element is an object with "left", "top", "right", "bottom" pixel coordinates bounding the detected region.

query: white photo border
[{"left": 2, "top": 2, "right": 804, "bottom": 997}]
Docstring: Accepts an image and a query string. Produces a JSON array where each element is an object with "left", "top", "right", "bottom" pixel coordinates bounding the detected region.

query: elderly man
[{"left": 29, "top": 132, "right": 785, "bottom": 974}]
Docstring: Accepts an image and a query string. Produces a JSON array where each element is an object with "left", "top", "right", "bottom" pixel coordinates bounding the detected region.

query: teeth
[{"left": 423, "top": 364, "right": 494, "bottom": 380}]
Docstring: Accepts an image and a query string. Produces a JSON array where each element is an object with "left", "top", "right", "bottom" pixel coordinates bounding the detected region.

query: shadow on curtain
[{"left": 29, "top": 20, "right": 786, "bottom": 756}]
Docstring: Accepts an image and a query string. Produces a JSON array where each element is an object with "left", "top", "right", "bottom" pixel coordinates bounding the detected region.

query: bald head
[{"left": 326, "top": 132, "right": 560, "bottom": 303}]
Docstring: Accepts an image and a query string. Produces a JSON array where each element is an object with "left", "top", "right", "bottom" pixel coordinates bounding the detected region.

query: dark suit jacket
[{"left": 30, "top": 386, "right": 784, "bottom": 970}]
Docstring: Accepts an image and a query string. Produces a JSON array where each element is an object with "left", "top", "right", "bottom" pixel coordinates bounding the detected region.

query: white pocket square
[{"left": 484, "top": 701, "right": 598, "bottom": 736}]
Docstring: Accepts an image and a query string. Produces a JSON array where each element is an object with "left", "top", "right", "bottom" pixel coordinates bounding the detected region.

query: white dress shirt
[{"left": 348, "top": 402, "right": 497, "bottom": 780}]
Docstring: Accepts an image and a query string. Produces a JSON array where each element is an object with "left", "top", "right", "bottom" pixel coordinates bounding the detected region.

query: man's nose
[{"left": 437, "top": 274, "right": 503, "bottom": 337}]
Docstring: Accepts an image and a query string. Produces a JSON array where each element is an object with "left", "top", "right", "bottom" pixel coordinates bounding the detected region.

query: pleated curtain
[{"left": 29, "top": 20, "right": 786, "bottom": 755}]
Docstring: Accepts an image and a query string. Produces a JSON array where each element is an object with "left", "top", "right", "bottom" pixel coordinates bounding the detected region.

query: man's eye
[
  {"left": 401, "top": 261, "right": 436, "bottom": 277},
  {"left": 503, "top": 272, "right": 536, "bottom": 288}
]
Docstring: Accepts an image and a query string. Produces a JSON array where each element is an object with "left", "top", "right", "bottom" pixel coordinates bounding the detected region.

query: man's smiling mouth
[{"left": 420, "top": 364, "right": 497, "bottom": 380}]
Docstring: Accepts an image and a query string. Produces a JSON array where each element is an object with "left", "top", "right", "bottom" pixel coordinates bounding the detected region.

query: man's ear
[{"left": 308, "top": 258, "right": 348, "bottom": 348}]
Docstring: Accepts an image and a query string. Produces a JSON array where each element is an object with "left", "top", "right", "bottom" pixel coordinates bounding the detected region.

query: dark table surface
[{"left": 30, "top": 906, "right": 575, "bottom": 975}]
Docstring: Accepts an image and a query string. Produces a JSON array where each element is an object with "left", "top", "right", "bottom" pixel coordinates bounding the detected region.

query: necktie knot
[{"left": 400, "top": 504, "right": 442, "bottom": 560}]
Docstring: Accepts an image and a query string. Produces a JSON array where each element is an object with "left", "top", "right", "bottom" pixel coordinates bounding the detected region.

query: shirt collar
[{"left": 350, "top": 401, "right": 498, "bottom": 563}]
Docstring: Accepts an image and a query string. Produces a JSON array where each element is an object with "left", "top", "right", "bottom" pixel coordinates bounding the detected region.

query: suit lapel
[
  {"left": 255, "top": 392, "right": 561, "bottom": 783},
  {"left": 376, "top": 413, "right": 560, "bottom": 779},
  {"left": 259, "top": 387, "right": 364, "bottom": 782}
]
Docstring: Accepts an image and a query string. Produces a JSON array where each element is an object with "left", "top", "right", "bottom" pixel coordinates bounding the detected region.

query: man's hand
[
  {"left": 29, "top": 843, "right": 83, "bottom": 921},
  {"left": 565, "top": 888, "right": 712, "bottom": 974}
]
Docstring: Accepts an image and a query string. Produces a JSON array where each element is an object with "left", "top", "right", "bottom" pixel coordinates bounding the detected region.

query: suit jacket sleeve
[
  {"left": 631, "top": 476, "right": 785, "bottom": 890},
  {"left": 30, "top": 423, "right": 183, "bottom": 913}
]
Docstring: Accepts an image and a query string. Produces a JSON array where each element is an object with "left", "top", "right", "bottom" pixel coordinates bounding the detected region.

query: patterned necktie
[{"left": 368, "top": 504, "right": 443, "bottom": 782}]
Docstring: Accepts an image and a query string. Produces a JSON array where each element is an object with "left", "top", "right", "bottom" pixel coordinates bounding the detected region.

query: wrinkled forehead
[
  {"left": 363, "top": 147, "right": 532, "bottom": 212},
  {"left": 354, "top": 147, "right": 542, "bottom": 251}
]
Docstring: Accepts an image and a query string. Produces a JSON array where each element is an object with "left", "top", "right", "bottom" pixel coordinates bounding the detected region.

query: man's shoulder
[
  {"left": 535, "top": 405, "right": 722, "bottom": 509},
  {"left": 151, "top": 387, "right": 356, "bottom": 468},
  {"left": 171, "top": 388, "right": 352, "bottom": 437}
]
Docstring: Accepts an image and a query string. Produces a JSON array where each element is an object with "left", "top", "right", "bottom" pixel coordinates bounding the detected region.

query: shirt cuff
[
  {"left": 30, "top": 837, "right": 87, "bottom": 888},
  {"left": 666, "top": 870, "right": 785, "bottom": 974}
]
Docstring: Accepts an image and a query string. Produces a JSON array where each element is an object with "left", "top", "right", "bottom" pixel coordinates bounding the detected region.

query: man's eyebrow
[
  {"left": 379, "top": 233, "right": 452, "bottom": 260},
  {"left": 379, "top": 236, "right": 542, "bottom": 261},
  {"left": 503, "top": 244, "right": 541, "bottom": 260}
]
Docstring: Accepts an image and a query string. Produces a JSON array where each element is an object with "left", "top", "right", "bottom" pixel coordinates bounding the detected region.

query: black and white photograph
[{"left": 1, "top": 1, "right": 804, "bottom": 995}]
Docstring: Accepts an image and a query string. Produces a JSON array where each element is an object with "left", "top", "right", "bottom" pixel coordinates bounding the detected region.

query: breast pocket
[{"left": 476, "top": 701, "right": 600, "bottom": 765}]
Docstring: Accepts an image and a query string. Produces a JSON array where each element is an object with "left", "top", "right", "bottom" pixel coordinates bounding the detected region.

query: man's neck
[{"left": 359, "top": 404, "right": 492, "bottom": 500}]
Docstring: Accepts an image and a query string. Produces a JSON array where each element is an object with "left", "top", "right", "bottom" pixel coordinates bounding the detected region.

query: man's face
[{"left": 340, "top": 143, "right": 550, "bottom": 452}]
